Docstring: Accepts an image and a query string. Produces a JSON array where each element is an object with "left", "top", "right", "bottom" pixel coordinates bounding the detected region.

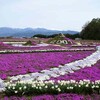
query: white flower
[
  {"left": 51, "top": 86, "right": 54, "bottom": 89},
  {"left": 91, "top": 85, "right": 95, "bottom": 88},
  {"left": 39, "top": 86, "right": 42, "bottom": 89},
  {"left": 55, "top": 85, "right": 58, "bottom": 88},
  {"left": 70, "top": 80, "right": 76, "bottom": 83},
  {"left": 8, "top": 86, "right": 11, "bottom": 89},
  {"left": 45, "top": 85, "right": 48, "bottom": 88},
  {"left": 19, "top": 87, "right": 22, "bottom": 90},
  {"left": 92, "top": 82, "right": 95, "bottom": 84},
  {"left": 36, "top": 87, "right": 38, "bottom": 89},
  {"left": 23, "top": 86, "right": 27, "bottom": 89},
  {"left": 78, "top": 85, "right": 81, "bottom": 87},
  {"left": 57, "top": 80, "right": 61, "bottom": 83},
  {"left": 57, "top": 88, "right": 61, "bottom": 92},
  {"left": 15, "top": 91, "right": 18, "bottom": 93},
  {"left": 75, "top": 84, "right": 77, "bottom": 87},
  {"left": 12, "top": 87, "right": 15, "bottom": 90},
  {"left": 10, "top": 80, "right": 13, "bottom": 83},
  {"left": 79, "top": 80, "right": 84, "bottom": 85},
  {"left": 69, "top": 87, "right": 73, "bottom": 89},
  {"left": 85, "top": 84, "right": 89, "bottom": 87},
  {"left": 95, "top": 85, "right": 99, "bottom": 88},
  {"left": 66, "top": 81, "right": 70, "bottom": 84},
  {"left": 67, "top": 87, "right": 70, "bottom": 89}
]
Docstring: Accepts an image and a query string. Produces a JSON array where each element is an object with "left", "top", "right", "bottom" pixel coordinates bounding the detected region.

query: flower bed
[
  {"left": 50, "top": 60, "right": 100, "bottom": 81},
  {"left": 1, "top": 93, "right": 100, "bottom": 100},
  {"left": 0, "top": 44, "right": 99, "bottom": 99},
  {"left": 0, "top": 51, "right": 93, "bottom": 79},
  {"left": 4, "top": 80, "right": 100, "bottom": 96},
  {"left": 0, "top": 42, "right": 96, "bottom": 53},
  {"left": 6, "top": 49, "right": 99, "bottom": 83},
  {"left": 0, "top": 45, "right": 65, "bottom": 51}
]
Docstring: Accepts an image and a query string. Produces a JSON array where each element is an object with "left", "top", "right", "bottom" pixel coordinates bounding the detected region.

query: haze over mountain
[{"left": 0, "top": 27, "right": 79, "bottom": 38}]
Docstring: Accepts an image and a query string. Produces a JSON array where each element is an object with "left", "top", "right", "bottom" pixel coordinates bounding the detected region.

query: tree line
[
  {"left": 80, "top": 18, "right": 100, "bottom": 40},
  {"left": 32, "top": 33, "right": 80, "bottom": 39}
]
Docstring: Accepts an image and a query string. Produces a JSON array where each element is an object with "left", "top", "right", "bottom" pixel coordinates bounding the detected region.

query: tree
[{"left": 80, "top": 18, "right": 100, "bottom": 40}]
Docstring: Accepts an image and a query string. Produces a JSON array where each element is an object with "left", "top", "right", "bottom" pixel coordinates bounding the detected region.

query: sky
[{"left": 0, "top": 0, "right": 100, "bottom": 31}]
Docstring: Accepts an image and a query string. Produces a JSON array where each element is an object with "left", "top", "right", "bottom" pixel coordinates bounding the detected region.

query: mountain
[{"left": 0, "top": 27, "right": 79, "bottom": 37}]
